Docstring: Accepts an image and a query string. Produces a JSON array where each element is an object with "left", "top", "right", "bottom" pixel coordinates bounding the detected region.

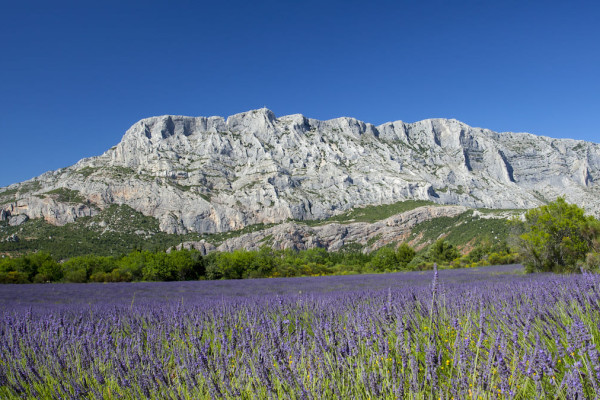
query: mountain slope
[
  {"left": 0, "top": 200, "right": 514, "bottom": 259},
  {"left": 1, "top": 108, "right": 599, "bottom": 235}
]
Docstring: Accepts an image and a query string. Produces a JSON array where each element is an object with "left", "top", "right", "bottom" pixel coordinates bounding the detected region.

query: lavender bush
[{"left": 1, "top": 264, "right": 599, "bottom": 399}]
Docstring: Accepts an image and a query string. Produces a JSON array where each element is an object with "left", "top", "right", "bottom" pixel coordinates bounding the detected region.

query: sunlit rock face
[
  {"left": 1, "top": 108, "right": 599, "bottom": 233},
  {"left": 208, "top": 205, "right": 469, "bottom": 253}
]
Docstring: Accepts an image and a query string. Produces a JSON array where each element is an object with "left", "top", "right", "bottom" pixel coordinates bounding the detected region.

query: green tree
[
  {"left": 33, "top": 258, "right": 63, "bottom": 282},
  {"left": 517, "top": 197, "right": 600, "bottom": 273},
  {"left": 0, "top": 257, "right": 30, "bottom": 283},
  {"left": 204, "top": 252, "right": 222, "bottom": 280},
  {"left": 164, "top": 250, "right": 204, "bottom": 280},
  {"left": 0, "top": 252, "right": 60, "bottom": 283},
  {"left": 396, "top": 243, "right": 416, "bottom": 268},
  {"left": 140, "top": 252, "right": 173, "bottom": 281},
  {"left": 427, "top": 240, "right": 460, "bottom": 263},
  {"left": 249, "top": 246, "right": 276, "bottom": 278},
  {"left": 63, "top": 254, "right": 115, "bottom": 282},
  {"left": 209, "top": 250, "right": 259, "bottom": 280},
  {"left": 370, "top": 246, "right": 398, "bottom": 272},
  {"left": 115, "top": 251, "right": 146, "bottom": 281}
]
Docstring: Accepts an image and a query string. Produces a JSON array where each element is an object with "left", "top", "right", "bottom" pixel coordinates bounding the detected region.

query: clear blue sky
[{"left": 1, "top": 0, "right": 599, "bottom": 187}]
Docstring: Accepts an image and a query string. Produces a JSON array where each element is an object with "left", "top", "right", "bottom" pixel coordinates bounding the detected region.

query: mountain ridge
[{"left": 1, "top": 109, "right": 599, "bottom": 236}]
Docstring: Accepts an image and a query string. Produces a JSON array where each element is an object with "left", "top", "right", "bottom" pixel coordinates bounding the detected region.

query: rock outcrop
[
  {"left": 8, "top": 214, "right": 28, "bottom": 226},
  {"left": 169, "top": 240, "right": 217, "bottom": 255},
  {"left": 1, "top": 109, "right": 599, "bottom": 234},
  {"left": 206, "top": 205, "right": 468, "bottom": 253},
  {"left": 2, "top": 233, "right": 19, "bottom": 242}
]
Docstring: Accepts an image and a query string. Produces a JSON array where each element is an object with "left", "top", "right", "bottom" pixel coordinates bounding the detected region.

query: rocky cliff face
[
  {"left": 173, "top": 205, "right": 468, "bottom": 254},
  {"left": 1, "top": 108, "right": 599, "bottom": 234}
]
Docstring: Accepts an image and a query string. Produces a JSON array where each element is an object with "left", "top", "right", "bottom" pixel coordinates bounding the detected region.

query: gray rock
[
  {"left": 168, "top": 240, "right": 216, "bottom": 255},
  {"left": 1, "top": 109, "right": 599, "bottom": 234},
  {"left": 5, "top": 233, "right": 19, "bottom": 242},
  {"left": 213, "top": 205, "right": 468, "bottom": 253},
  {"left": 0, "top": 209, "right": 7, "bottom": 221},
  {"left": 8, "top": 214, "right": 28, "bottom": 226}
]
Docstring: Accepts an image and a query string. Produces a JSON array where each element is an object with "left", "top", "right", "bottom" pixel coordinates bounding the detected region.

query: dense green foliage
[
  {"left": 0, "top": 250, "right": 205, "bottom": 284},
  {"left": 407, "top": 239, "right": 518, "bottom": 270},
  {"left": 0, "top": 238, "right": 521, "bottom": 284},
  {"left": 313, "top": 199, "right": 435, "bottom": 224},
  {"left": 0, "top": 247, "right": 402, "bottom": 284},
  {"left": 426, "top": 239, "right": 461, "bottom": 262},
  {"left": 409, "top": 209, "right": 513, "bottom": 247},
  {"left": 0, "top": 245, "right": 416, "bottom": 284},
  {"left": 516, "top": 197, "right": 600, "bottom": 273}
]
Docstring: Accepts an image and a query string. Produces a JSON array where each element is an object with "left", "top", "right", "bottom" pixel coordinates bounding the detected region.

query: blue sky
[{"left": 1, "top": 0, "right": 599, "bottom": 187}]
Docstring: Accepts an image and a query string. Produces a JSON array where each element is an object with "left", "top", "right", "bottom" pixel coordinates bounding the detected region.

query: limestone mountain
[{"left": 1, "top": 108, "right": 599, "bottom": 237}]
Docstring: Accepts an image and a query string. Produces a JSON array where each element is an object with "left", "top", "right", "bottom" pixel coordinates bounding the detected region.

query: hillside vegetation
[
  {"left": 3, "top": 198, "right": 599, "bottom": 284},
  {"left": 0, "top": 238, "right": 518, "bottom": 284},
  {"left": 0, "top": 201, "right": 513, "bottom": 259}
]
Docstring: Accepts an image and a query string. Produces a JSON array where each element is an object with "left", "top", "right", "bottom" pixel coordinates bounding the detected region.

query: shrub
[
  {"left": 427, "top": 240, "right": 460, "bottom": 263},
  {"left": 397, "top": 243, "right": 416, "bottom": 267},
  {"left": 516, "top": 197, "right": 600, "bottom": 273},
  {"left": 582, "top": 251, "right": 600, "bottom": 272},
  {"left": 0, "top": 271, "right": 29, "bottom": 283},
  {"left": 64, "top": 268, "right": 87, "bottom": 283}
]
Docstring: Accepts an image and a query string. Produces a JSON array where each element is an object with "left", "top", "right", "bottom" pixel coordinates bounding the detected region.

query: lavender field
[{"left": 1, "top": 264, "right": 599, "bottom": 399}]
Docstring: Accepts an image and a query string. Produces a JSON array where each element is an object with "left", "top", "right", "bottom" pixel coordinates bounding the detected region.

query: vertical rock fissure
[
  {"left": 462, "top": 149, "right": 473, "bottom": 171},
  {"left": 498, "top": 150, "right": 515, "bottom": 183}
]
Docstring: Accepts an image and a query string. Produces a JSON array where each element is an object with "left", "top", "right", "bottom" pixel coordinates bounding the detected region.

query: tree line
[{"left": 0, "top": 239, "right": 517, "bottom": 284}]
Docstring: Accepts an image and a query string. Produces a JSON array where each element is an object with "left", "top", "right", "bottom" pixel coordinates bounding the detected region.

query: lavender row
[{"left": 1, "top": 266, "right": 599, "bottom": 398}]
